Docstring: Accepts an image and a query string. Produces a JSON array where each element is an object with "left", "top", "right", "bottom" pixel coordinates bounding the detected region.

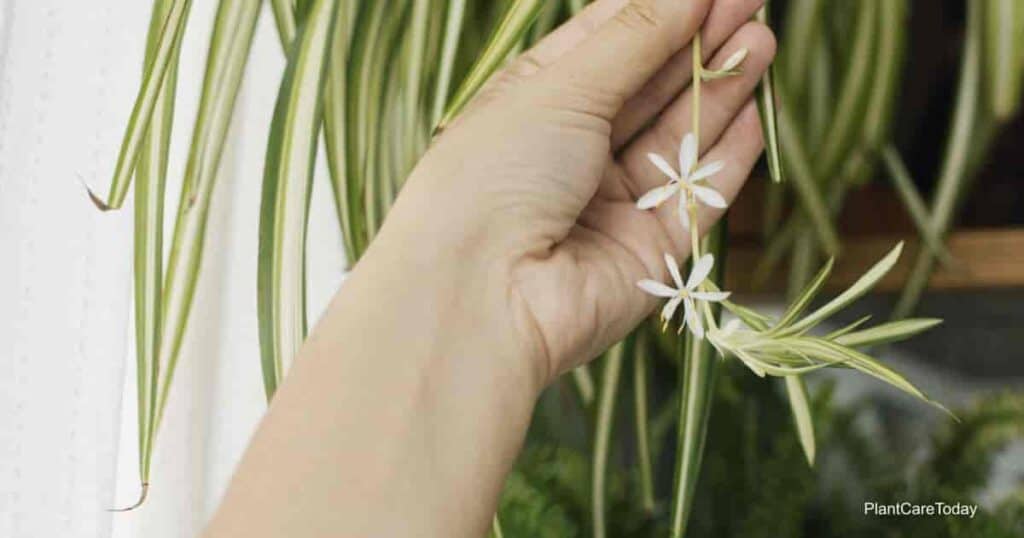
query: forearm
[{"left": 205, "top": 229, "right": 541, "bottom": 537}]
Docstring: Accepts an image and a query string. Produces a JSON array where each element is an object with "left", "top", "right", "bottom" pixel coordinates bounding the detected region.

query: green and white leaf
[
  {"left": 781, "top": 242, "right": 903, "bottom": 336},
  {"left": 91, "top": 0, "right": 192, "bottom": 211},
  {"left": 436, "top": 0, "right": 544, "bottom": 129},
  {"left": 257, "top": 0, "right": 339, "bottom": 399},
  {"left": 784, "top": 375, "right": 815, "bottom": 466},
  {"left": 834, "top": 318, "right": 943, "bottom": 348}
]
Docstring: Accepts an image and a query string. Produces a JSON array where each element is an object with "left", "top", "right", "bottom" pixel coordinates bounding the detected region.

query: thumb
[{"left": 534, "top": 0, "right": 711, "bottom": 120}]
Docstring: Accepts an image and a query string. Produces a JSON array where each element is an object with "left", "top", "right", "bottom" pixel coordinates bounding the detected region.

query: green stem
[
  {"left": 592, "top": 341, "right": 626, "bottom": 538},
  {"left": 893, "top": 0, "right": 985, "bottom": 318},
  {"left": 669, "top": 228, "right": 726, "bottom": 538},
  {"left": 633, "top": 334, "right": 656, "bottom": 514}
]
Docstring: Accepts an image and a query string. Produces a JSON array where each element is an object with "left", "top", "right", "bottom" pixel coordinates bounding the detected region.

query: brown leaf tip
[{"left": 108, "top": 482, "right": 149, "bottom": 512}]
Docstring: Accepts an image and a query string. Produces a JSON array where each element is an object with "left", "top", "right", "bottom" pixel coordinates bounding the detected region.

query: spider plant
[{"left": 96, "top": 2, "right": 1021, "bottom": 535}]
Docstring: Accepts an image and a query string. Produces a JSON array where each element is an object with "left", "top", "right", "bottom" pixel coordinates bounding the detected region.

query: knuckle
[{"left": 615, "top": 0, "right": 662, "bottom": 33}]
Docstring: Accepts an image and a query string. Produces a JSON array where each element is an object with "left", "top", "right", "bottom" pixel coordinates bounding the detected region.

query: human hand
[{"left": 352, "top": 0, "right": 775, "bottom": 389}]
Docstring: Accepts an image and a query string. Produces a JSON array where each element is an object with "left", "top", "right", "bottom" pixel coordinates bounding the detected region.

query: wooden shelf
[{"left": 726, "top": 228, "right": 1024, "bottom": 293}]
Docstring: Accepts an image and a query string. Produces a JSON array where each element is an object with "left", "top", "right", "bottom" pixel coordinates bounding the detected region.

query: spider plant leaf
[
  {"left": 779, "top": 0, "right": 824, "bottom": 92},
  {"left": 491, "top": 515, "right": 504, "bottom": 538},
  {"left": 894, "top": 0, "right": 984, "bottom": 319},
  {"left": 90, "top": 0, "right": 192, "bottom": 211},
  {"left": 402, "top": 0, "right": 433, "bottom": 171},
  {"left": 323, "top": 1, "right": 358, "bottom": 259},
  {"left": 723, "top": 300, "right": 772, "bottom": 331},
  {"left": 125, "top": 0, "right": 182, "bottom": 504},
  {"left": 784, "top": 375, "right": 815, "bottom": 466},
  {"left": 833, "top": 318, "right": 943, "bottom": 348},
  {"left": 815, "top": 0, "right": 877, "bottom": 179},
  {"left": 436, "top": 0, "right": 544, "bottom": 130},
  {"left": 985, "top": 0, "right": 1024, "bottom": 120},
  {"left": 790, "top": 337, "right": 951, "bottom": 416},
  {"left": 755, "top": 4, "right": 783, "bottom": 184},
  {"left": 153, "top": 0, "right": 262, "bottom": 432},
  {"left": 346, "top": 0, "right": 409, "bottom": 250},
  {"left": 824, "top": 315, "right": 871, "bottom": 340},
  {"left": 669, "top": 227, "right": 725, "bottom": 538},
  {"left": 633, "top": 334, "right": 655, "bottom": 514},
  {"left": 860, "top": 0, "right": 907, "bottom": 150},
  {"left": 568, "top": 0, "right": 585, "bottom": 15},
  {"left": 776, "top": 101, "right": 840, "bottom": 256},
  {"left": 571, "top": 365, "right": 595, "bottom": 406},
  {"left": 257, "top": 0, "right": 338, "bottom": 399},
  {"left": 529, "top": 0, "right": 561, "bottom": 44},
  {"left": 270, "top": 0, "right": 298, "bottom": 48},
  {"left": 880, "top": 145, "right": 956, "bottom": 267},
  {"left": 592, "top": 340, "right": 626, "bottom": 538},
  {"left": 773, "top": 257, "right": 834, "bottom": 331},
  {"left": 430, "top": 0, "right": 468, "bottom": 127},
  {"left": 782, "top": 242, "right": 903, "bottom": 337}
]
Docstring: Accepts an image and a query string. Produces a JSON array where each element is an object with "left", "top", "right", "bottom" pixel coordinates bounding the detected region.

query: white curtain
[{"left": 0, "top": 2, "right": 346, "bottom": 536}]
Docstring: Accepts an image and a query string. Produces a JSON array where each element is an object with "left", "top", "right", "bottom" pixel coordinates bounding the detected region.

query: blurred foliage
[{"left": 502, "top": 361, "right": 1024, "bottom": 537}]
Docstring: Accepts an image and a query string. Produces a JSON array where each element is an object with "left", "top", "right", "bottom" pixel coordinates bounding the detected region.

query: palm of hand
[{"left": 398, "top": 0, "right": 775, "bottom": 382}]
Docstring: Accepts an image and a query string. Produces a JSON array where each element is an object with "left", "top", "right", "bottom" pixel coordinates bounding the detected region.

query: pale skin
[{"left": 205, "top": 0, "right": 776, "bottom": 536}]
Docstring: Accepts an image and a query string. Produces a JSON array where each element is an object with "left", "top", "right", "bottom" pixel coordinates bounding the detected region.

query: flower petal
[
  {"left": 636, "top": 183, "right": 680, "bottom": 210},
  {"left": 689, "top": 161, "right": 725, "bottom": 183},
  {"left": 691, "top": 290, "right": 731, "bottom": 302},
  {"left": 664, "top": 253, "right": 684, "bottom": 288},
  {"left": 647, "top": 153, "right": 680, "bottom": 182},
  {"left": 637, "top": 279, "right": 678, "bottom": 298},
  {"left": 684, "top": 298, "right": 704, "bottom": 339},
  {"left": 686, "top": 253, "right": 715, "bottom": 289},
  {"left": 661, "top": 295, "right": 683, "bottom": 325},
  {"left": 678, "top": 132, "right": 697, "bottom": 177},
  {"left": 692, "top": 184, "right": 728, "bottom": 208}
]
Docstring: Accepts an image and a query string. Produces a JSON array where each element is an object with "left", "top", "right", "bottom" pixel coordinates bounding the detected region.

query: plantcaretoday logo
[{"left": 864, "top": 501, "right": 978, "bottom": 519}]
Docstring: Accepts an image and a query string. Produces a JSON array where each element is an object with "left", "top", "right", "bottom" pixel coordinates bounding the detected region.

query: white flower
[
  {"left": 637, "top": 253, "right": 731, "bottom": 339},
  {"left": 635, "top": 133, "right": 728, "bottom": 229}
]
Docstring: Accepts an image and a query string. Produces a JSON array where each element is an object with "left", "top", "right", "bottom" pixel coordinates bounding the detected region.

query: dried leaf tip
[
  {"left": 108, "top": 482, "right": 149, "bottom": 512},
  {"left": 79, "top": 174, "right": 112, "bottom": 211}
]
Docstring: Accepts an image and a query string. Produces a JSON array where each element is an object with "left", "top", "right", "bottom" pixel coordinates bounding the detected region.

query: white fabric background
[{"left": 0, "top": 2, "right": 346, "bottom": 536}]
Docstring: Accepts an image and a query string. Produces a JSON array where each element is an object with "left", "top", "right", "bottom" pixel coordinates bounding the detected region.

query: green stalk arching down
[
  {"left": 270, "top": 0, "right": 298, "bottom": 48},
  {"left": 779, "top": 0, "right": 880, "bottom": 289},
  {"left": 402, "top": 0, "right": 434, "bottom": 172},
  {"left": 359, "top": 2, "right": 410, "bottom": 241},
  {"left": 755, "top": 4, "right": 783, "bottom": 185},
  {"left": 893, "top": 0, "right": 984, "bottom": 319},
  {"left": 153, "top": 0, "right": 263, "bottom": 434},
  {"left": 669, "top": 225, "right": 726, "bottom": 538},
  {"left": 633, "top": 332, "right": 656, "bottom": 514},
  {"left": 344, "top": 0, "right": 405, "bottom": 258},
  {"left": 115, "top": 0, "right": 181, "bottom": 511},
  {"left": 814, "top": 0, "right": 878, "bottom": 180},
  {"left": 985, "top": 0, "right": 1024, "bottom": 120},
  {"left": 257, "top": 0, "right": 339, "bottom": 399},
  {"left": 89, "top": 0, "right": 192, "bottom": 211},
  {"left": 779, "top": 0, "right": 824, "bottom": 98},
  {"left": 430, "top": 0, "right": 469, "bottom": 127},
  {"left": 435, "top": 0, "right": 544, "bottom": 130},
  {"left": 880, "top": 145, "right": 956, "bottom": 265},
  {"left": 272, "top": 0, "right": 362, "bottom": 261},
  {"left": 592, "top": 340, "right": 627, "bottom": 538},
  {"left": 323, "top": 0, "right": 359, "bottom": 259}
]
